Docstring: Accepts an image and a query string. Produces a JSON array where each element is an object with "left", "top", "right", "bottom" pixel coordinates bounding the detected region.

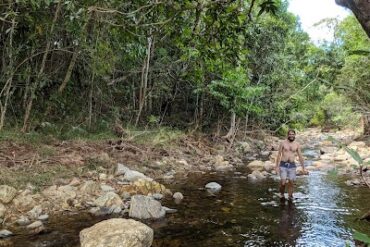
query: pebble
[
  {"left": 16, "top": 216, "right": 30, "bottom": 226},
  {"left": 38, "top": 214, "right": 49, "bottom": 221},
  {"left": 26, "top": 221, "right": 43, "bottom": 229},
  {"left": 162, "top": 206, "right": 177, "bottom": 214},
  {"left": 152, "top": 193, "right": 163, "bottom": 200},
  {"left": 0, "top": 230, "right": 13, "bottom": 238},
  {"left": 173, "top": 192, "right": 184, "bottom": 200}
]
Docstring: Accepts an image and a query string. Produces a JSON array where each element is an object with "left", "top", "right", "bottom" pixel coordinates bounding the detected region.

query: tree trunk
[
  {"left": 0, "top": 11, "right": 16, "bottom": 131},
  {"left": 335, "top": 0, "right": 370, "bottom": 38},
  {"left": 22, "top": 0, "right": 62, "bottom": 132},
  {"left": 88, "top": 78, "right": 94, "bottom": 128},
  {"left": 362, "top": 113, "right": 370, "bottom": 135},
  {"left": 58, "top": 49, "right": 79, "bottom": 93},
  {"left": 135, "top": 35, "right": 153, "bottom": 126},
  {"left": 224, "top": 111, "right": 236, "bottom": 139},
  {"left": 58, "top": 13, "right": 91, "bottom": 93}
]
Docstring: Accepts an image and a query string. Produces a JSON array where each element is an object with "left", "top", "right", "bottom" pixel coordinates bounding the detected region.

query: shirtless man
[{"left": 275, "top": 129, "right": 307, "bottom": 200}]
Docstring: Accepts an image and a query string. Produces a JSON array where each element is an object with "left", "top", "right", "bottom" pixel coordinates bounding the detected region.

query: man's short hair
[{"left": 287, "top": 129, "right": 296, "bottom": 135}]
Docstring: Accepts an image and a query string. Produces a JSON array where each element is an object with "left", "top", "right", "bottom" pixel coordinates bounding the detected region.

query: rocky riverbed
[{"left": 0, "top": 128, "right": 369, "bottom": 246}]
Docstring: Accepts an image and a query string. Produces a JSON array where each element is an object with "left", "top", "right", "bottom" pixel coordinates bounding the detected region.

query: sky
[{"left": 288, "top": 0, "right": 351, "bottom": 43}]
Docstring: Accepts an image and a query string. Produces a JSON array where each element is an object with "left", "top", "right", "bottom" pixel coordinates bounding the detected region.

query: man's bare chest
[{"left": 282, "top": 143, "right": 298, "bottom": 152}]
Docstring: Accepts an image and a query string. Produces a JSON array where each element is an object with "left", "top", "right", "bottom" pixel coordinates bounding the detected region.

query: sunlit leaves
[{"left": 208, "top": 67, "right": 265, "bottom": 116}]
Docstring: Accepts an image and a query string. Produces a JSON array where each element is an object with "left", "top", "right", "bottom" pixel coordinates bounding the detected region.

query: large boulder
[
  {"left": 12, "top": 194, "right": 37, "bottom": 212},
  {"left": 129, "top": 195, "right": 165, "bottom": 220},
  {"left": 124, "top": 170, "right": 152, "bottom": 182},
  {"left": 0, "top": 185, "right": 17, "bottom": 204},
  {"left": 94, "top": 192, "right": 123, "bottom": 208},
  {"left": 80, "top": 218, "right": 153, "bottom": 247},
  {"left": 247, "top": 160, "right": 264, "bottom": 171}
]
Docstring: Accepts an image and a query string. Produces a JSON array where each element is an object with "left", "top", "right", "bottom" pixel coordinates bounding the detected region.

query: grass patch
[
  {"left": 0, "top": 125, "right": 116, "bottom": 145},
  {"left": 126, "top": 127, "right": 185, "bottom": 147},
  {"left": 0, "top": 165, "right": 75, "bottom": 191}
]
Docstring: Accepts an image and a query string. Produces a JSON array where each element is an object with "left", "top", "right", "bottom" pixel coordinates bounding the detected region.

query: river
[{"left": 3, "top": 136, "right": 370, "bottom": 247}]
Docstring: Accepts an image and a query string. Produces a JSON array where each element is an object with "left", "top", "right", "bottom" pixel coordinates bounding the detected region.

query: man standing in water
[{"left": 275, "top": 129, "right": 307, "bottom": 200}]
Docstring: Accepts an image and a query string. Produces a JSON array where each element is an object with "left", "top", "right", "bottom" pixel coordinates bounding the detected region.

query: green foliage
[
  {"left": 208, "top": 67, "right": 264, "bottom": 116},
  {"left": 310, "top": 110, "right": 326, "bottom": 126},
  {"left": 320, "top": 91, "right": 360, "bottom": 127},
  {"left": 0, "top": 0, "right": 365, "bottom": 135},
  {"left": 335, "top": 14, "right": 370, "bottom": 113},
  {"left": 128, "top": 127, "right": 185, "bottom": 147},
  {"left": 277, "top": 124, "right": 289, "bottom": 137},
  {"left": 353, "top": 230, "right": 370, "bottom": 245}
]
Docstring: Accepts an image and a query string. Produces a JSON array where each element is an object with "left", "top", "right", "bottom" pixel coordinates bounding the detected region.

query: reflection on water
[
  {"left": 277, "top": 200, "right": 300, "bottom": 246},
  {"left": 5, "top": 170, "right": 370, "bottom": 247}
]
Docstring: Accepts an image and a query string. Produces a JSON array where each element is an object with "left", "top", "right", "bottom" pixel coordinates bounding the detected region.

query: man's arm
[
  {"left": 275, "top": 143, "right": 283, "bottom": 172},
  {"left": 297, "top": 144, "right": 305, "bottom": 171}
]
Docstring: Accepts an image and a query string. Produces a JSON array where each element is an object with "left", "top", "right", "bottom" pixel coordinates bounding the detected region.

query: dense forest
[{"left": 0, "top": 0, "right": 369, "bottom": 137}]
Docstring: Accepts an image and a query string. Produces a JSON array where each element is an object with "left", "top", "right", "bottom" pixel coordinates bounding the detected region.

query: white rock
[
  {"left": 123, "top": 170, "right": 152, "bottom": 182},
  {"left": 27, "top": 220, "right": 43, "bottom": 229},
  {"left": 80, "top": 218, "right": 153, "bottom": 247},
  {"left": 26, "top": 220, "right": 45, "bottom": 234},
  {"left": 115, "top": 163, "right": 130, "bottom": 176},
  {"left": 129, "top": 195, "right": 165, "bottom": 220},
  {"left": 99, "top": 173, "right": 108, "bottom": 181},
  {"left": 94, "top": 192, "right": 123, "bottom": 208},
  {"left": 0, "top": 230, "right": 13, "bottom": 238},
  {"left": 205, "top": 182, "right": 222, "bottom": 193},
  {"left": 38, "top": 214, "right": 49, "bottom": 221},
  {"left": 264, "top": 161, "right": 275, "bottom": 172},
  {"left": 173, "top": 192, "right": 184, "bottom": 200},
  {"left": 162, "top": 206, "right": 177, "bottom": 213}
]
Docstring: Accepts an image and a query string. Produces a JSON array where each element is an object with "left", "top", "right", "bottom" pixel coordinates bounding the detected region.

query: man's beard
[{"left": 288, "top": 137, "right": 295, "bottom": 142}]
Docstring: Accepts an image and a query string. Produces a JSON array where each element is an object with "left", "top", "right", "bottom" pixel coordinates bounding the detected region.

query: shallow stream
[
  {"left": 3, "top": 139, "right": 370, "bottom": 247},
  {"left": 4, "top": 169, "right": 370, "bottom": 247}
]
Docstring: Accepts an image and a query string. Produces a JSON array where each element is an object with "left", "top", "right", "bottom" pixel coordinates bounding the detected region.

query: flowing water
[{"left": 3, "top": 149, "right": 370, "bottom": 247}]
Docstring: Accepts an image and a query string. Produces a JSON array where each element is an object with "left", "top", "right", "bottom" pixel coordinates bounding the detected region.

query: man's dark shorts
[{"left": 279, "top": 161, "right": 296, "bottom": 181}]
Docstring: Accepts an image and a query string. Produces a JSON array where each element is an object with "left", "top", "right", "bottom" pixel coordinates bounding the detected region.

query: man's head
[{"left": 287, "top": 129, "right": 296, "bottom": 142}]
